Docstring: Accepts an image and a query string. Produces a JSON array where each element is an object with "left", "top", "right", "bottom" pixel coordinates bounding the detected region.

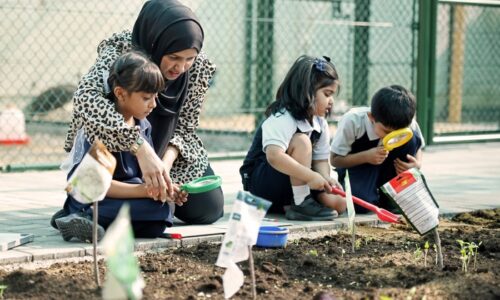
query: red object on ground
[
  {"left": 163, "top": 233, "right": 182, "bottom": 239},
  {"left": 0, "top": 137, "right": 30, "bottom": 145},
  {"left": 331, "top": 187, "right": 401, "bottom": 224}
]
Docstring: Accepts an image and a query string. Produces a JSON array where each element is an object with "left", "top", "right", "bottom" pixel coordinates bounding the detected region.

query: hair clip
[{"left": 313, "top": 58, "right": 327, "bottom": 72}]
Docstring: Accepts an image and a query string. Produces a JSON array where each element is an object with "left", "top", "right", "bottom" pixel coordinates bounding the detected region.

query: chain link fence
[
  {"left": 0, "top": 0, "right": 498, "bottom": 170},
  {"left": 434, "top": 1, "right": 500, "bottom": 139}
]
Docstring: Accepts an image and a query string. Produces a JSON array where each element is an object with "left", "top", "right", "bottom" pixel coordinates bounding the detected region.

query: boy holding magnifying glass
[{"left": 330, "top": 85, "right": 425, "bottom": 213}]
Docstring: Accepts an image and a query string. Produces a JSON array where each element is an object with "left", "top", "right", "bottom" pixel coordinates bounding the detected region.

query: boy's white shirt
[
  {"left": 261, "top": 110, "right": 330, "bottom": 161},
  {"left": 330, "top": 107, "right": 425, "bottom": 156}
]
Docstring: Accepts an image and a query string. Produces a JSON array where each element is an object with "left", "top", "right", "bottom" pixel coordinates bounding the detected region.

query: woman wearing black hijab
[{"left": 53, "top": 0, "right": 223, "bottom": 236}]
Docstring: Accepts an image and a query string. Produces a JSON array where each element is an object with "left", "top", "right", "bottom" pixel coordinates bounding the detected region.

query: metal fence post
[
  {"left": 254, "top": 0, "right": 275, "bottom": 129},
  {"left": 243, "top": 0, "right": 254, "bottom": 113},
  {"left": 353, "top": 0, "right": 371, "bottom": 106},
  {"left": 416, "top": 0, "right": 438, "bottom": 145}
]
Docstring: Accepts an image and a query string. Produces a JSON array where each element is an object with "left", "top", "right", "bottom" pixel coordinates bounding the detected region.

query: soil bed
[{"left": 1, "top": 209, "right": 499, "bottom": 299}]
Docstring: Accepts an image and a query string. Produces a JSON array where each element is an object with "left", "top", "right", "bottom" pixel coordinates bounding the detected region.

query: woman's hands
[
  {"left": 135, "top": 142, "right": 190, "bottom": 206},
  {"left": 135, "top": 142, "right": 172, "bottom": 201},
  {"left": 143, "top": 182, "right": 188, "bottom": 206}
]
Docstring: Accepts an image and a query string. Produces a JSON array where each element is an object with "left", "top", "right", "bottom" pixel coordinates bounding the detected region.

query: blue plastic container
[{"left": 256, "top": 226, "right": 289, "bottom": 248}]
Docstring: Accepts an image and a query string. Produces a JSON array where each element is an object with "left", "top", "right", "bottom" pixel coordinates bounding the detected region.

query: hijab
[{"left": 131, "top": 0, "right": 204, "bottom": 157}]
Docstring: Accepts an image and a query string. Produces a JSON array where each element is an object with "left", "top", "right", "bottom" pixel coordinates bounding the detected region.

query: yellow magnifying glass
[{"left": 382, "top": 127, "right": 413, "bottom": 151}]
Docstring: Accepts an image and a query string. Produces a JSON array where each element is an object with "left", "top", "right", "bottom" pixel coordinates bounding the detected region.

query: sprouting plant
[
  {"left": 309, "top": 249, "right": 319, "bottom": 257},
  {"left": 354, "top": 239, "right": 362, "bottom": 250},
  {"left": 457, "top": 240, "right": 469, "bottom": 272},
  {"left": 0, "top": 285, "right": 7, "bottom": 299},
  {"left": 339, "top": 247, "right": 346, "bottom": 258},
  {"left": 413, "top": 244, "right": 422, "bottom": 262},
  {"left": 364, "top": 236, "right": 374, "bottom": 246},
  {"left": 423, "top": 241, "right": 430, "bottom": 267},
  {"left": 468, "top": 241, "right": 482, "bottom": 270}
]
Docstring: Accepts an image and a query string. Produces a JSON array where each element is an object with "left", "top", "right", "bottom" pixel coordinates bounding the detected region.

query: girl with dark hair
[
  {"left": 57, "top": 51, "right": 180, "bottom": 241},
  {"left": 240, "top": 55, "right": 346, "bottom": 220},
  {"left": 51, "top": 0, "right": 224, "bottom": 235}
]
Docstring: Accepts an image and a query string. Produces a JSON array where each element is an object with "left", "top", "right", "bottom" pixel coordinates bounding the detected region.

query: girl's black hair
[
  {"left": 107, "top": 51, "right": 165, "bottom": 100},
  {"left": 265, "top": 55, "right": 340, "bottom": 121}
]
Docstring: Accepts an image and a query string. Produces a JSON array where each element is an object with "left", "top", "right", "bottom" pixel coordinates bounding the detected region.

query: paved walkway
[{"left": 1, "top": 142, "right": 499, "bottom": 265}]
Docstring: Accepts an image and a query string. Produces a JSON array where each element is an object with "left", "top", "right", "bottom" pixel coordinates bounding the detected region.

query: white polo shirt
[
  {"left": 330, "top": 107, "right": 425, "bottom": 156},
  {"left": 262, "top": 110, "right": 330, "bottom": 160}
]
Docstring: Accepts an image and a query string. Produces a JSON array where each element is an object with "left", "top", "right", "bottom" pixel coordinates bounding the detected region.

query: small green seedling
[
  {"left": 468, "top": 241, "right": 482, "bottom": 270},
  {"left": 456, "top": 239, "right": 482, "bottom": 272},
  {"left": 354, "top": 239, "right": 362, "bottom": 250},
  {"left": 364, "top": 236, "right": 374, "bottom": 246},
  {"left": 0, "top": 285, "right": 7, "bottom": 299},
  {"left": 423, "top": 241, "right": 430, "bottom": 267},
  {"left": 413, "top": 244, "right": 422, "bottom": 262},
  {"left": 309, "top": 249, "right": 319, "bottom": 257},
  {"left": 457, "top": 240, "right": 469, "bottom": 272}
]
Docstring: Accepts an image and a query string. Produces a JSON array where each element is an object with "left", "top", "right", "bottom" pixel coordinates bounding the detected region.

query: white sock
[{"left": 292, "top": 185, "right": 310, "bottom": 205}]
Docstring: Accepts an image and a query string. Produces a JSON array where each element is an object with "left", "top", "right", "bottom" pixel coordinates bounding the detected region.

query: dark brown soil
[{"left": 1, "top": 209, "right": 499, "bottom": 300}]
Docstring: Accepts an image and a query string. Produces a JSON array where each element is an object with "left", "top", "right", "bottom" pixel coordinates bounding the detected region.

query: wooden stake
[
  {"left": 351, "top": 226, "right": 356, "bottom": 253},
  {"left": 248, "top": 245, "right": 257, "bottom": 300},
  {"left": 93, "top": 201, "right": 101, "bottom": 287},
  {"left": 433, "top": 228, "right": 444, "bottom": 270}
]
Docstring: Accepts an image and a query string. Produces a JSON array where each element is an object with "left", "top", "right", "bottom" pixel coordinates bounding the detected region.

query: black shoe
[
  {"left": 55, "top": 213, "right": 105, "bottom": 243},
  {"left": 50, "top": 208, "right": 69, "bottom": 229},
  {"left": 285, "top": 195, "right": 337, "bottom": 221}
]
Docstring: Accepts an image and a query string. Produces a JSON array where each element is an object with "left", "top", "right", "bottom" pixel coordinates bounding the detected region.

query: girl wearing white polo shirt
[{"left": 240, "top": 55, "right": 346, "bottom": 220}]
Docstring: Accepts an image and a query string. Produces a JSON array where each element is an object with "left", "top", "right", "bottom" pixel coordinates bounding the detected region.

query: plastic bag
[
  {"left": 65, "top": 139, "right": 116, "bottom": 204},
  {"left": 60, "top": 128, "right": 87, "bottom": 173}
]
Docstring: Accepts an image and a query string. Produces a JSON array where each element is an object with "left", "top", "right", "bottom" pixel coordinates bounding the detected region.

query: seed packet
[
  {"left": 101, "top": 204, "right": 144, "bottom": 300},
  {"left": 216, "top": 191, "right": 271, "bottom": 298},
  {"left": 65, "top": 139, "right": 116, "bottom": 204},
  {"left": 380, "top": 168, "right": 439, "bottom": 235}
]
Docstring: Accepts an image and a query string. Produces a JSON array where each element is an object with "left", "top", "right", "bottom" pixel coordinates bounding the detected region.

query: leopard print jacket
[{"left": 64, "top": 30, "right": 216, "bottom": 184}]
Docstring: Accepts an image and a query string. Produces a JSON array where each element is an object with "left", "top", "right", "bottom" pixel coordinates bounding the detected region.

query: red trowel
[{"left": 331, "top": 187, "right": 401, "bottom": 224}]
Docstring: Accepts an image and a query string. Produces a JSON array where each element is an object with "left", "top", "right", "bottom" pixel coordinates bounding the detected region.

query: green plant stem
[
  {"left": 0, "top": 285, "right": 6, "bottom": 299},
  {"left": 433, "top": 229, "right": 444, "bottom": 270}
]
